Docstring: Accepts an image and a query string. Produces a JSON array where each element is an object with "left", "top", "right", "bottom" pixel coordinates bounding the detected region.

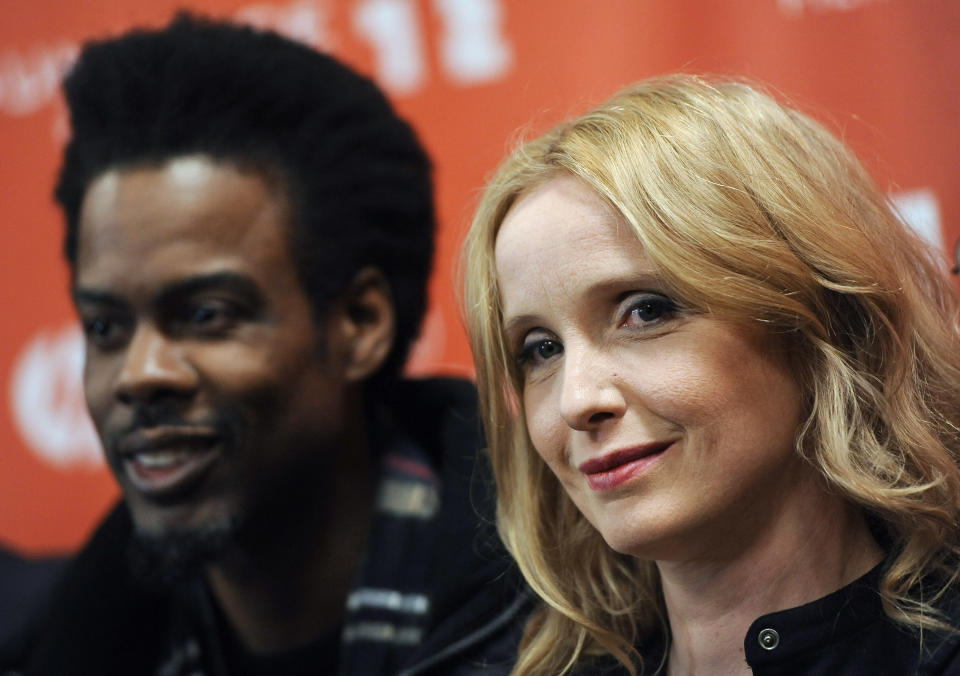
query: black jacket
[
  {"left": 0, "top": 548, "right": 67, "bottom": 654},
  {"left": 2, "top": 378, "right": 529, "bottom": 676}
]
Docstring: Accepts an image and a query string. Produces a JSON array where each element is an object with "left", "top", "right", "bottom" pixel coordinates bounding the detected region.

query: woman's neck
[{"left": 657, "top": 472, "right": 884, "bottom": 676}]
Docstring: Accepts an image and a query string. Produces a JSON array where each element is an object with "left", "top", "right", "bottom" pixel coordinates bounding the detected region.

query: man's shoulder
[
  {"left": 382, "top": 378, "right": 531, "bottom": 676},
  {"left": 3, "top": 504, "right": 177, "bottom": 675},
  {"left": 388, "top": 377, "right": 482, "bottom": 467},
  {"left": 391, "top": 377, "right": 479, "bottom": 423}
]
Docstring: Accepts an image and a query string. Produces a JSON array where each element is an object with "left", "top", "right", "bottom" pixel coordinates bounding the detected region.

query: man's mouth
[
  {"left": 578, "top": 441, "right": 673, "bottom": 491},
  {"left": 118, "top": 430, "right": 222, "bottom": 501}
]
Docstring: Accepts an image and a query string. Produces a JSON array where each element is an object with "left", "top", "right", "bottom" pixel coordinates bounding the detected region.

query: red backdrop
[{"left": 2, "top": 0, "right": 958, "bottom": 553}]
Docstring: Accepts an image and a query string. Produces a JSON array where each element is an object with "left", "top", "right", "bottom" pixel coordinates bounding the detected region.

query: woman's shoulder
[
  {"left": 742, "top": 564, "right": 960, "bottom": 675},
  {"left": 920, "top": 581, "right": 960, "bottom": 675}
]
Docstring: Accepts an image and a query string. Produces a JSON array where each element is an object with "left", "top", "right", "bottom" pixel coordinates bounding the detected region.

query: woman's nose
[{"left": 558, "top": 344, "right": 626, "bottom": 431}]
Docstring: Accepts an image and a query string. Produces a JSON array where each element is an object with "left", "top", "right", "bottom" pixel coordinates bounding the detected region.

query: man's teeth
[{"left": 132, "top": 451, "right": 186, "bottom": 468}]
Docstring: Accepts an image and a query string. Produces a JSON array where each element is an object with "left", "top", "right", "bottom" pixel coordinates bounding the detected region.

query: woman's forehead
[
  {"left": 496, "top": 176, "right": 631, "bottom": 251},
  {"left": 494, "top": 176, "right": 660, "bottom": 325}
]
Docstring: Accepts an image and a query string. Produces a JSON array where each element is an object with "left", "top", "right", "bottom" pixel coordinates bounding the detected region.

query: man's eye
[
  {"left": 86, "top": 318, "right": 110, "bottom": 336},
  {"left": 175, "top": 301, "right": 240, "bottom": 333},
  {"left": 81, "top": 316, "right": 127, "bottom": 348},
  {"left": 190, "top": 305, "right": 220, "bottom": 324}
]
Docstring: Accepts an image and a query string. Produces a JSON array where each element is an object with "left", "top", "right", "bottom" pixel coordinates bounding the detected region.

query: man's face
[{"left": 74, "top": 155, "right": 352, "bottom": 540}]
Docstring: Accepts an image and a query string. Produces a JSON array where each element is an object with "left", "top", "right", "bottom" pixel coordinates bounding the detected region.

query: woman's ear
[{"left": 333, "top": 267, "right": 397, "bottom": 383}]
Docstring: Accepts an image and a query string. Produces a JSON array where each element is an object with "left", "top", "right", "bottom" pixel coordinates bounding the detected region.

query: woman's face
[{"left": 494, "top": 175, "right": 808, "bottom": 561}]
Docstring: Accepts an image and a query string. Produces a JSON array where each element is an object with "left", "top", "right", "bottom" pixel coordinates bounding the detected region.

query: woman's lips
[{"left": 578, "top": 442, "right": 673, "bottom": 491}]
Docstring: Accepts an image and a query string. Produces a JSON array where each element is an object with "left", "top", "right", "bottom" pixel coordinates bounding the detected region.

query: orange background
[{"left": 2, "top": 0, "right": 958, "bottom": 553}]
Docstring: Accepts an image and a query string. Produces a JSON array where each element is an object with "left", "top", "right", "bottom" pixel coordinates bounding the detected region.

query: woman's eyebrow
[
  {"left": 502, "top": 313, "right": 541, "bottom": 338},
  {"left": 500, "top": 273, "right": 668, "bottom": 330}
]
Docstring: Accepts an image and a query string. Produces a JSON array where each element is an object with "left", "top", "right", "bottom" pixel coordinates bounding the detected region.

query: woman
[{"left": 462, "top": 75, "right": 960, "bottom": 675}]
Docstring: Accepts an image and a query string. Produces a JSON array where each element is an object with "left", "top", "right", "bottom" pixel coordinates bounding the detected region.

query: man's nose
[
  {"left": 114, "top": 325, "right": 197, "bottom": 404},
  {"left": 558, "top": 344, "right": 626, "bottom": 431}
]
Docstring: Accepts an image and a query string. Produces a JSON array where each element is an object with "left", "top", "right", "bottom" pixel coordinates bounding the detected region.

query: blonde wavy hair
[{"left": 461, "top": 75, "right": 960, "bottom": 675}]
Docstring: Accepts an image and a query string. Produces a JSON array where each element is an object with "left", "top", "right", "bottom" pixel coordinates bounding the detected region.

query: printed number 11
[{"left": 354, "top": 0, "right": 512, "bottom": 93}]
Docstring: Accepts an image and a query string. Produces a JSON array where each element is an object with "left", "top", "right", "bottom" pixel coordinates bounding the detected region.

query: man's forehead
[
  {"left": 81, "top": 156, "right": 286, "bottom": 238},
  {"left": 82, "top": 154, "right": 280, "bottom": 210},
  {"left": 74, "top": 155, "right": 298, "bottom": 295}
]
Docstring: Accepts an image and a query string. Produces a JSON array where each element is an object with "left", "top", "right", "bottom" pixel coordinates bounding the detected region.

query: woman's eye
[
  {"left": 621, "top": 295, "right": 677, "bottom": 328},
  {"left": 517, "top": 336, "right": 564, "bottom": 369},
  {"left": 535, "top": 339, "right": 563, "bottom": 360}
]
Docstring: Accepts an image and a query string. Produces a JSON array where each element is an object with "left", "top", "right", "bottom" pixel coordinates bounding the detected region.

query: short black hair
[{"left": 56, "top": 14, "right": 435, "bottom": 390}]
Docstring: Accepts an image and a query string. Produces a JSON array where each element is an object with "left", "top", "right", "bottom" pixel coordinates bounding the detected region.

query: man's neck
[{"left": 207, "top": 427, "right": 377, "bottom": 653}]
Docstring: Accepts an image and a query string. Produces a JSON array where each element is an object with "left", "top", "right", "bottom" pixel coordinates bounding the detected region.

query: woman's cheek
[{"left": 524, "top": 388, "right": 567, "bottom": 465}]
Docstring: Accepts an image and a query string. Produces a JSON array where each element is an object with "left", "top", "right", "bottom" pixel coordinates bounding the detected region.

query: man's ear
[{"left": 333, "top": 267, "right": 397, "bottom": 383}]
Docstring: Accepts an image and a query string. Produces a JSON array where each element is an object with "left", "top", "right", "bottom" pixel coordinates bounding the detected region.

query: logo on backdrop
[
  {"left": 0, "top": 42, "right": 76, "bottom": 117},
  {"left": 891, "top": 188, "right": 942, "bottom": 252},
  {"left": 0, "top": 0, "right": 513, "bottom": 125},
  {"left": 778, "top": 0, "right": 889, "bottom": 15},
  {"left": 10, "top": 323, "right": 102, "bottom": 470}
]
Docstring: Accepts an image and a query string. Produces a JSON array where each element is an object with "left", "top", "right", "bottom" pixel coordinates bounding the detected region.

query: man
[{"left": 6, "top": 15, "right": 526, "bottom": 676}]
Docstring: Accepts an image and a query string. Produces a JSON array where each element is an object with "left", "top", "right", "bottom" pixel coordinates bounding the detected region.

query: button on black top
[{"left": 757, "top": 627, "right": 779, "bottom": 650}]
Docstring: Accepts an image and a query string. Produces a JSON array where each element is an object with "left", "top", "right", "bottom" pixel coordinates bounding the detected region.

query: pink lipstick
[{"left": 578, "top": 442, "right": 672, "bottom": 491}]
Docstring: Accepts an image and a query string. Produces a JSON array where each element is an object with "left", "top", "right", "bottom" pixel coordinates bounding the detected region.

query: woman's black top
[{"left": 578, "top": 563, "right": 960, "bottom": 675}]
